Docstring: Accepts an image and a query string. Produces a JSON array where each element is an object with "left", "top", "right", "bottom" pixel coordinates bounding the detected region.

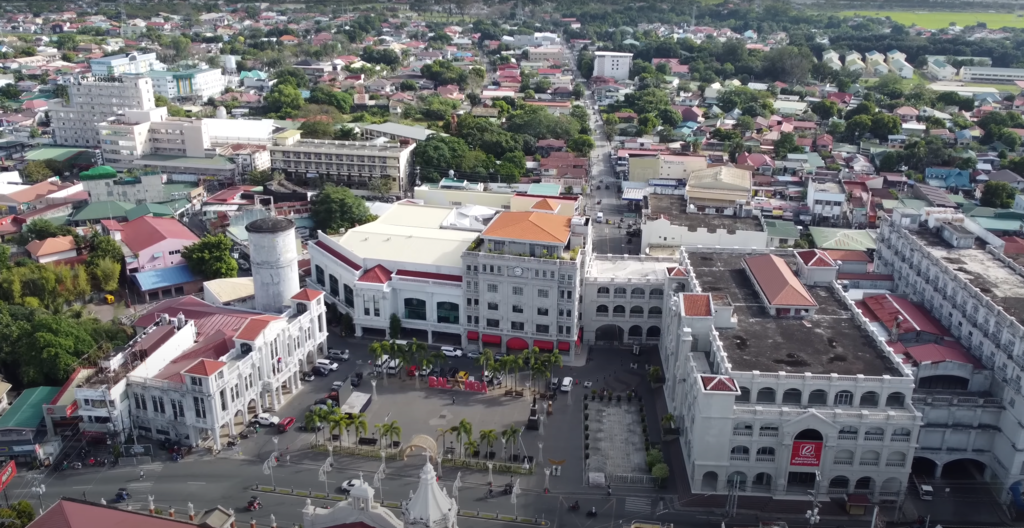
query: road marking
[
  {"left": 623, "top": 497, "right": 649, "bottom": 513},
  {"left": 187, "top": 482, "right": 205, "bottom": 485},
  {"left": 73, "top": 486, "right": 91, "bottom": 489}
]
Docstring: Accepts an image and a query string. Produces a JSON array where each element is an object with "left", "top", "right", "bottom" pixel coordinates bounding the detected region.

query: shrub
[{"left": 646, "top": 449, "right": 664, "bottom": 469}]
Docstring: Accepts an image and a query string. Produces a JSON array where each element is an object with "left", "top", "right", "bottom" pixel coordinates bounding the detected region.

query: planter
[
  {"left": 616, "top": 395, "right": 621, "bottom": 403},
  {"left": 513, "top": 390, "right": 524, "bottom": 398},
  {"left": 584, "top": 412, "right": 589, "bottom": 421},
  {"left": 584, "top": 403, "right": 589, "bottom": 410},
  {"left": 599, "top": 395, "right": 604, "bottom": 402},
  {"left": 661, "top": 427, "right": 681, "bottom": 441}
]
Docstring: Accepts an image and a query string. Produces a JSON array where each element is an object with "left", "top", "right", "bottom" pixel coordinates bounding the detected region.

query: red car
[
  {"left": 277, "top": 417, "right": 295, "bottom": 433},
  {"left": 406, "top": 365, "right": 418, "bottom": 377}
]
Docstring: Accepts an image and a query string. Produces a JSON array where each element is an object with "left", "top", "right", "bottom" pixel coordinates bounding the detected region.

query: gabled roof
[
  {"left": 482, "top": 211, "right": 572, "bottom": 244},
  {"left": 235, "top": 314, "right": 282, "bottom": 342},
  {"left": 531, "top": 198, "right": 561, "bottom": 212},
  {"left": 31, "top": 498, "right": 225, "bottom": 528},
  {"left": 823, "top": 249, "right": 872, "bottom": 263},
  {"left": 666, "top": 266, "right": 687, "bottom": 277},
  {"left": 744, "top": 254, "right": 817, "bottom": 307},
  {"left": 357, "top": 264, "right": 393, "bottom": 284},
  {"left": 183, "top": 358, "right": 226, "bottom": 377},
  {"left": 682, "top": 293, "right": 712, "bottom": 316},
  {"left": 857, "top": 293, "right": 949, "bottom": 338},
  {"left": 134, "top": 296, "right": 257, "bottom": 340},
  {"left": 700, "top": 375, "right": 739, "bottom": 393},
  {"left": 796, "top": 249, "right": 836, "bottom": 268},
  {"left": 26, "top": 235, "right": 76, "bottom": 257},
  {"left": 291, "top": 288, "right": 325, "bottom": 302},
  {"left": 119, "top": 216, "right": 198, "bottom": 253}
]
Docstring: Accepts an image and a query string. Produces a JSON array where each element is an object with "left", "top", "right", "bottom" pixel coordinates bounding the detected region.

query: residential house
[
  {"left": 893, "top": 106, "right": 920, "bottom": 123},
  {"left": 986, "top": 169, "right": 1024, "bottom": 191},
  {"left": 25, "top": 235, "right": 77, "bottom": 264},
  {"left": 925, "top": 167, "right": 972, "bottom": 192},
  {"left": 927, "top": 58, "right": 957, "bottom": 81},
  {"left": 107, "top": 215, "right": 199, "bottom": 274}
]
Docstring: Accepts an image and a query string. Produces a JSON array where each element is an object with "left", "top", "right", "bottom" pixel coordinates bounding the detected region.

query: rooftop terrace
[
  {"left": 588, "top": 254, "right": 679, "bottom": 280},
  {"left": 690, "top": 252, "right": 901, "bottom": 377},
  {"left": 649, "top": 194, "right": 762, "bottom": 231}
]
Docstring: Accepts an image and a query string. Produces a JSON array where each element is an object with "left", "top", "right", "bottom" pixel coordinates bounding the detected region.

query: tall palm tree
[
  {"left": 522, "top": 347, "right": 539, "bottom": 391},
  {"left": 368, "top": 340, "right": 393, "bottom": 386},
  {"left": 464, "top": 438, "right": 479, "bottom": 460},
  {"left": 407, "top": 339, "right": 429, "bottom": 388},
  {"left": 477, "top": 348, "right": 495, "bottom": 378},
  {"left": 353, "top": 413, "right": 369, "bottom": 443},
  {"left": 304, "top": 410, "right": 322, "bottom": 445},
  {"left": 327, "top": 408, "right": 345, "bottom": 445},
  {"left": 382, "top": 420, "right": 402, "bottom": 448},
  {"left": 457, "top": 418, "right": 473, "bottom": 459},
  {"left": 393, "top": 341, "right": 411, "bottom": 381},
  {"left": 374, "top": 423, "right": 384, "bottom": 443},
  {"left": 508, "top": 354, "right": 524, "bottom": 391},
  {"left": 315, "top": 406, "right": 332, "bottom": 444},
  {"left": 423, "top": 350, "right": 446, "bottom": 377},
  {"left": 340, "top": 414, "right": 356, "bottom": 446},
  {"left": 479, "top": 429, "right": 497, "bottom": 459},
  {"left": 437, "top": 427, "right": 451, "bottom": 458},
  {"left": 496, "top": 356, "right": 513, "bottom": 389},
  {"left": 500, "top": 425, "right": 519, "bottom": 461}
]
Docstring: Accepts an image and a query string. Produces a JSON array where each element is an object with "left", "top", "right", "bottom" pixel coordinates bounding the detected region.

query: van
[
  {"left": 385, "top": 358, "right": 402, "bottom": 375},
  {"left": 919, "top": 484, "right": 933, "bottom": 501},
  {"left": 374, "top": 355, "right": 391, "bottom": 372},
  {"left": 550, "top": 377, "right": 559, "bottom": 391},
  {"left": 596, "top": 212, "right": 604, "bottom": 222}
]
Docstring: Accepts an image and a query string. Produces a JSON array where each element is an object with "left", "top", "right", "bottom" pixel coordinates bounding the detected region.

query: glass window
[
  {"left": 511, "top": 321, "right": 524, "bottom": 331},
  {"left": 537, "top": 307, "right": 549, "bottom": 316},
  {"left": 437, "top": 301, "right": 459, "bottom": 325},
  {"left": 487, "top": 302, "right": 499, "bottom": 311},
  {"left": 487, "top": 283, "right": 498, "bottom": 293},
  {"left": 536, "top": 324, "right": 550, "bottom": 334},
  {"left": 315, "top": 265, "right": 324, "bottom": 286},
  {"left": 343, "top": 285, "right": 354, "bottom": 308},
  {"left": 512, "top": 304, "right": 523, "bottom": 313},
  {"left": 486, "top": 318, "right": 500, "bottom": 328},
  {"left": 329, "top": 275, "right": 339, "bottom": 298},
  {"left": 537, "top": 289, "right": 549, "bottom": 298},
  {"left": 513, "top": 286, "right": 524, "bottom": 296},
  {"left": 404, "top": 298, "right": 427, "bottom": 320}
]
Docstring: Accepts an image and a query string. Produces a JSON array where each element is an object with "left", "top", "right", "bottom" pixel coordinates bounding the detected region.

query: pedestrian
[
  {"left": 452, "top": 396, "right": 456, "bottom": 405},
  {"left": 140, "top": 469, "right": 145, "bottom": 480}
]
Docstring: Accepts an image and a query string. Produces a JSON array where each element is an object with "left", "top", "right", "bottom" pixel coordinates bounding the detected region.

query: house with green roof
[
  {"left": 763, "top": 219, "right": 801, "bottom": 247},
  {"left": 125, "top": 203, "right": 175, "bottom": 221},
  {"left": 808, "top": 226, "right": 877, "bottom": 250},
  {"left": 0, "top": 386, "right": 60, "bottom": 463},
  {"left": 70, "top": 201, "right": 133, "bottom": 225}
]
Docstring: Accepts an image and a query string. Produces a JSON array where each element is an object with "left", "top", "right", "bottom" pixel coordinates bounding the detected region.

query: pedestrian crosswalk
[
  {"left": 623, "top": 497, "right": 651, "bottom": 513},
  {"left": 123, "top": 464, "right": 164, "bottom": 493}
]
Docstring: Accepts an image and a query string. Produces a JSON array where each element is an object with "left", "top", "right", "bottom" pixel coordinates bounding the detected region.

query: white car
[
  {"left": 560, "top": 377, "right": 573, "bottom": 392},
  {"left": 332, "top": 380, "right": 346, "bottom": 390},
  {"left": 316, "top": 359, "right": 339, "bottom": 371},
  {"left": 441, "top": 346, "right": 464, "bottom": 358},
  {"left": 252, "top": 413, "right": 280, "bottom": 426},
  {"left": 466, "top": 349, "right": 482, "bottom": 358},
  {"left": 327, "top": 349, "right": 350, "bottom": 361}
]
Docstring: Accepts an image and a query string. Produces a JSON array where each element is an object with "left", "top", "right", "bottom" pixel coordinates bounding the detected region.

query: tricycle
[
  {"left": 239, "top": 426, "right": 258, "bottom": 439},
  {"left": 114, "top": 488, "right": 132, "bottom": 503}
]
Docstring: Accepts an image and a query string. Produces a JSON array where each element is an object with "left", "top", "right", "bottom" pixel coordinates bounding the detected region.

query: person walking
[
  {"left": 452, "top": 396, "right": 456, "bottom": 405},
  {"left": 140, "top": 469, "right": 145, "bottom": 480}
]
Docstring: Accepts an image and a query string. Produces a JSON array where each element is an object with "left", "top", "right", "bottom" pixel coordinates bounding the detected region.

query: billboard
[
  {"left": 790, "top": 441, "right": 823, "bottom": 466},
  {"left": 0, "top": 461, "right": 16, "bottom": 493}
]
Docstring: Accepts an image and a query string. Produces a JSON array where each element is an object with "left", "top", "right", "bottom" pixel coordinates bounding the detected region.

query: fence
[
  {"left": 310, "top": 442, "right": 534, "bottom": 474},
  {"left": 609, "top": 473, "right": 658, "bottom": 487}
]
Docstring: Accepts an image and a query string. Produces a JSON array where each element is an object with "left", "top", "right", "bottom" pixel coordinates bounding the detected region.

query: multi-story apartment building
[
  {"left": 269, "top": 131, "right": 415, "bottom": 197},
  {"left": 146, "top": 68, "right": 226, "bottom": 101},
  {"left": 959, "top": 66, "right": 1024, "bottom": 83},
  {"left": 462, "top": 211, "right": 590, "bottom": 357},
  {"left": 51, "top": 74, "right": 157, "bottom": 148},
  {"left": 582, "top": 253, "right": 679, "bottom": 345},
  {"left": 875, "top": 208, "right": 1024, "bottom": 495},
  {"left": 89, "top": 52, "right": 165, "bottom": 75},
  {"left": 593, "top": 51, "right": 633, "bottom": 81},
  {"left": 96, "top": 111, "right": 210, "bottom": 166},
  {"left": 807, "top": 180, "right": 847, "bottom": 223},
  {"left": 660, "top": 248, "right": 922, "bottom": 500},
  {"left": 219, "top": 144, "right": 271, "bottom": 174}
]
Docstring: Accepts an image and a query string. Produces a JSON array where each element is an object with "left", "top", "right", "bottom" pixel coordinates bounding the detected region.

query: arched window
[
  {"left": 436, "top": 301, "right": 460, "bottom": 325},
  {"left": 782, "top": 388, "right": 802, "bottom": 404},
  {"left": 885, "top": 392, "right": 906, "bottom": 408},
  {"left": 732, "top": 422, "right": 753, "bottom": 434},
  {"left": 650, "top": 288, "right": 664, "bottom": 298},
  {"left": 859, "top": 451, "right": 880, "bottom": 467},
  {"left": 614, "top": 287, "right": 627, "bottom": 296},
  {"left": 808, "top": 389, "right": 828, "bottom": 405},
  {"left": 833, "top": 449, "right": 854, "bottom": 464},
  {"left": 329, "top": 274, "right": 339, "bottom": 297},
  {"left": 859, "top": 391, "right": 880, "bottom": 407},
  {"left": 631, "top": 287, "right": 646, "bottom": 299},
  {"left": 838, "top": 426, "right": 858, "bottom": 439},
  {"left": 756, "top": 446, "right": 775, "bottom": 456},
  {"left": 598, "top": 287, "right": 610, "bottom": 294},
  {"left": 854, "top": 477, "right": 874, "bottom": 491},
  {"left": 730, "top": 446, "right": 749, "bottom": 460},
  {"left": 829, "top": 476, "right": 850, "bottom": 490},
  {"left": 315, "top": 265, "right": 325, "bottom": 286},
  {"left": 596, "top": 305, "right": 609, "bottom": 314},
  {"left": 613, "top": 305, "right": 626, "bottom": 314},
  {"left": 885, "top": 452, "right": 907, "bottom": 467},
  {"left": 756, "top": 387, "right": 776, "bottom": 403},
  {"left": 630, "top": 306, "right": 644, "bottom": 315},
  {"left": 834, "top": 390, "right": 854, "bottom": 406},
  {"left": 343, "top": 284, "right": 354, "bottom": 308},
  {"left": 404, "top": 298, "right": 427, "bottom": 320},
  {"left": 646, "top": 326, "right": 661, "bottom": 339},
  {"left": 628, "top": 325, "right": 643, "bottom": 338},
  {"left": 649, "top": 306, "right": 663, "bottom": 318},
  {"left": 892, "top": 427, "right": 912, "bottom": 439},
  {"left": 736, "top": 387, "right": 750, "bottom": 403},
  {"left": 794, "top": 429, "right": 823, "bottom": 441}
]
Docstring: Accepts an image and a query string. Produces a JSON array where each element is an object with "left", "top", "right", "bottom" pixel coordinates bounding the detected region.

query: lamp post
[
  {"left": 805, "top": 491, "right": 820, "bottom": 528},
  {"left": 318, "top": 446, "right": 334, "bottom": 497},
  {"left": 371, "top": 379, "right": 377, "bottom": 399},
  {"left": 486, "top": 462, "right": 494, "bottom": 485},
  {"left": 537, "top": 442, "right": 543, "bottom": 469},
  {"left": 31, "top": 484, "right": 45, "bottom": 514},
  {"left": 263, "top": 436, "right": 279, "bottom": 489}
]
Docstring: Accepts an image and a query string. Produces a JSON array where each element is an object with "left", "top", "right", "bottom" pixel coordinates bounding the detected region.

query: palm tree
[
  {"left": 340, "top": 413, "right": 355, "bottom": 446},
  {"left": 522, "top": 347, "right": 540, "bottom": 391},
  {"left": 476, "top": 348, "right": 495, "bottom": 378},
  {"left": 393, "top": 341, "right": 411, "bottom": 380},
  {"left": 464, "top": 438, "right": 479, "bottom": 460},
  {"left": 304, "top": 410, "right": 322, "bottom": 445},
  {"left": 327, "top": 409, "right": 345, "bottom": 445},
  {"left": 500, "top": 425, "right": 519, "bottom": 461},
  {"left": 531, "top": 360, "right": 550, "bottom": 393},
  {"left": 353, "top": 413, "right": 369, "bottom": 443},
  {"left": 382, "top": 420, "right": 402, "bottom": 448},
  {"left": 457, "top": 418, "right": 473, "bottom": 459},
  {"left": 496, "top": 355, "right": 514, "bottom": 389},
  {"left": 407, "top": 339, "right": 429, "bottom": 388},
  {"left": 423, "top": 349, "right": 446, "bottom": 376},
  {"left": 374, "top": 423, "right": 384, "bottom": 443},
  {"left": 661, "top": 413, "right": 676, "bottom": 428},
  {"left": 508, "top": 354, "right": 524, "bottom": 391},
  {"left": 479, "top": 429, "right": 498, "bottom": 460},
  {"left": 369, "top": 340, "right": 394, "bottom": 385},
  {"left": 315, "top": 406, "right": 332, "bottom": 444}
]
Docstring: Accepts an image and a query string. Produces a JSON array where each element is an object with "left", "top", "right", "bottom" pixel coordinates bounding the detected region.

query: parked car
[
  {"left": 406, "top": 365, "right": 418, "bottom": 377},
  {"left": 309, "top": 403, "right": 332, "bottom": 412},
  {"left": 350, "top": 372, "right": 364, "bottom": 387},
  {"left": 252, "top": 413, "right": 280, "bottom": 426},
  {"left": 312, "top": 366, "right": 330, "bottom": 377},
  {"left": 441, "top": 346, "right": 464, "bottom": 358},
  {"left": 316, "top": 359, "right": 339, "bottom": 371},
  {"left": 314, "top": 397, "right": 332, "bottom": 406},
  {"left": 560, "top": 377, "right": 573, "bottom": 392},
  {"left": 277, "top": 417, "right": 295, "bottom": 433},
  {"left": 327, "top": 349, "right": 350, "bottom": 361},
  {"left": 331, "top": 381, "right": 346, "bottom": 390},
  {"left": 427, "top": 366, "right": 442, "bottom": 378},
  {"left": 301, "top": 371, "right": 315, "bottom": 382},
  {"left": 466, "top": 349, "right": 482, "bottom": 359},
  {"left": 446, "top": 367, "right": 459, "bottom": 379}
]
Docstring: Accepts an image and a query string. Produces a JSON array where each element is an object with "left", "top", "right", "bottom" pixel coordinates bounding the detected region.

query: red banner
[
  {"left": 427, "top": 376, "right": 488, "bottom": 393},
  {"left": 790, "top": 441, "right": 822, "bottom": 466},
  {"left": 0, "top": 461, "right": 16, "bottom": 493}
]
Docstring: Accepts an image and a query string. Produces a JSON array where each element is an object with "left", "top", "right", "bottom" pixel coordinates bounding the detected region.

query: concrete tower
[{"left": 245, "top": 217, "right": 300, "bottom": 313}]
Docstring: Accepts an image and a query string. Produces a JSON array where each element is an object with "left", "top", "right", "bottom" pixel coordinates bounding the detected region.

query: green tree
[
  {"left": 334, "top": 125, "right": 359, "bottom": 141},
  {"left": 86, "top": 234, "right": 123, "bottom": 267},
  {"left": 307, "top": 85, "right": 353, "bottom": 113},
  {"left": 735, "top": 115, "right": 756, "bottom": 131},
  {"left": 810, "top": 99, "right": 840, "bottom": 122},
  {"left": 367, "top": 175, "right": 393, "bottom": 199},
  {"left": 18, "top": 218, "right": 74, "bottom": 245},
  {"left": 389, "top": 313, "right": 402, "bottom": 340},
  {"left": 567, "top": 135, "right": 596, "bottom": 157},
  {"left": 21, "top": 161, "right": 53, "bottom": 183},
  {"left": 657, "top": 107, "right": 682, "bottom": 128},
  {"left": 421, "top": 60, "right": 469, "bottom": 87},
  {"left": 981, "top": 180, "right": 1018, "bottom": 209},
  {"left": 0, "top": 84, "right": 20, "bottom": 101},
  {"left": 272, "top": 66, "right": 310, "bottom": 89},
  {"left": 181, "top": 234, "right": 238, "bottom": 280},
  {"left": 523, "top": 89, "right": 536, "bottom": 100},
  {"left": 497, "top": 151, "right": 526, "bottom": 184},
  {"left": 870, "top": 113, "right": 903, "bottom": 140},
  {"left": 55, "top": 33, "right": 79, "bottom": 51},
  {"left": 91, "top": 258, "right": 121, "bottom": 292},
  {"left": 310, "top": 184, "right": 371, "bottom": 234},
  {"left": 299, "top": 119, "right": 335, "bottom": 139},
  {"left": 774, "top": 132, "right": 802, "bottom": 157},
  {"left": 651, "top": 463, "right": 670, "bottom": 487},
  {"left": 265, "top": 84, "right": 304, "bottom": 115},
  {"left": 760, "top": 46, "right": 815, "bottom": 83},
  {"left": 400, "top": 79, "right": 418, "bottom": 92},
  {"left": 844, "top": 101, "right": 877, "bottom": 121},
  {"left": 572, "top": 83, "right": 585, "bottom": 100},
  {"left": 412, "top": 135, "right": 470, "bottom": 182}
]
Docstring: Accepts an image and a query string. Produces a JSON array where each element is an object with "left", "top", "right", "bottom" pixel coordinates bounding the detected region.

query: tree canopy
[
  {"left": 182, "top": 234, "right": 238, "bottom": 280},
  {"left": 310, "top": 184, "right": 372, "bottom": 234}
]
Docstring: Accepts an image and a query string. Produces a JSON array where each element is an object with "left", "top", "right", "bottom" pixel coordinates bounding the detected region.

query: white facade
[
  {"left": 89, "top": 52, "right": 165, "bottom": 75},
  {"left": 960, "top": 66, "right": 1024, "bottom": 83},
  {"left": 248, "top": 217, "right": 303, "bottom": 313},
  {"left": 146, "top": 68, "right": 226, "bottom": 100},
  {"left": 807, "top": 180, "right": 846, "bottom": 220},
  {"left": 593, "top": 51, "right": 633, "bottom": 81},
  {"left": 97, "top": 113, "right": 210, "bottom": 166},
  {"left": 51, "top": 75, "right": 156, "bottom": 148},
  {"left": 269, "top": 133, "right": 415, "bottom": 197},
  {"left": 81, "top": 171, "right": 168, "bottom": 204}
]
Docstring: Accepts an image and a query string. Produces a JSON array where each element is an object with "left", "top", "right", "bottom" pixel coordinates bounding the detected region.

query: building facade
[
  {"left": 146, "top": 68, "right": 226, "bottom": 101},
  {"left": 269, "top": 132, "right": 415, "bottom": 196},
  {"left": 593, "top": 51, "right": 633, "bottom": 81},
  {"left": 89, "top": 52, "right": 165, "bottom": 76},
  {"left": 51, "top": 75, "right": 157, "bottom": 148}
]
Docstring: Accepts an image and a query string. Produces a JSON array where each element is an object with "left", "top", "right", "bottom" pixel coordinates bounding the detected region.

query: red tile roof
[
  {"left": 1002, "top": 236, "right": 1024, "bottom": 256},
  {"left": 796, "top": 249, "right": 836, "bottom": 268},
  {"left": 235, "top": 314, "right": 281, "bottom": 342},
  {"left": 744, "top": 254, "right": 816, "bottom": 307},
  {"left": 682, "top": 293, "right": 712, "bottom": 316},
  {"left": 857, "top": 293, "right": 949, "bottom": 338},
  {"left": 823, "top": 249, "right": 871, "bottom": 263},
  {"left": 119, "top": 216, "right": 198, "bottom": 253},
  {"left": 100, "top": 219, "right": 123, "bottom": 231},
  {"left": 357, "top": 264, "right": 393, "bottom": 284},
  {"left": 394, "top": 269, "right": 463, "bottom": 283},
  {"left": 291, "top": 288, "right": 325, "bottom": 302},
  {"left": 30, "top": 498, "right": 207, "bottom": 528},
  {"left": 700, "top": 375, "right": 739, "bottom": 393},
  {"left": 312, "top": 240, "right": 361, "bottom": 272},
  {"left": 134, "top": 296, "right": 258, "bottom": 340},
  {"left": 891, "top": 340, "right": 982, "bottom": 368},
  {"left": 183, "top": 358, "right": 226, "bottom": 377},
  {"left": 666, "top": 266, "right": 687, "bottom": 277}
]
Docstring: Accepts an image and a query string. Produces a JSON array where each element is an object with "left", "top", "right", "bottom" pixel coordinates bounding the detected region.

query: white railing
[
  {"left": 732, "top": 430, "right": 752, "bottom": 437},
  {"left": 833, "top": 459, "right": 853, "bottom": 466},
  {"left": 595, "top": 313, "right": 609, "bottom": 318},
  {"left": 733, "top": 405, "right": 916, "bottom": 423},
  {"left": 755, "top": 455, "right": 775, "bottom": 463},
  {"left": 838, "top": 434, "right": 858, "bottom": 441},
  {"left": 885, "top": 461, "right": 905, "bottom": 468},
  {"left": 864, "top": 434, "right": 884, "bottom": 442},
  {"left": 759, "top": 431, "right": 779, "bottom": 438},
  {"left": 730, "top": 455, "right": 750, "bottom": 461},
  {"left": 859, "top": 460, "right": 879, "bottom": 467},
  {"left": 891, "top": 436, "right": 911, "bottom": 443}
]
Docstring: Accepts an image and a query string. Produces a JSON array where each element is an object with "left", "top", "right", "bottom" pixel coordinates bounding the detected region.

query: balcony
[
  {"left": 649, "top": 295, "right": 663, "bottom": 301},
  {"left": 629, "top": 314, "right": 645, "bottom": 319},
  {"left": 612, "top": 313, "right": 625, "bottom": 318},
  {"left": 885, "top": 461, "right": 906, "bottom": 468},
  {"left": 838, "top": 433, "right": 858, "bottom": 441},
  {"left": 863, "top": 434, "right": 884, "bottom": 442},
  {"left": 891, "top": 436, "right": 911, "bottom": 443},
  {"left": 730, "top": 455, "right": 750, "bottom": 462},
  {"left": 596, "top": 293, "right": 610, "bottom": 299},
  {"left": 613, "top": 294, "right": 627, "bottom": 299},
  {"left": 759, "top": 431, "right": 779, "bottom": 438},
  {"left": 595, "top": 313, "right": 609, "bottom": 318},
  {"left": 859, "top": 460, "right": 880, "bottom": 467},
  {"left": 755, "top": 455, "right": 775, "bottom": 463},
  {"left": 833, "top": 459, "right": 853, "bottom": 466},
  {"left": 732, "top": 430, "right": 753, "bottom": 437}
]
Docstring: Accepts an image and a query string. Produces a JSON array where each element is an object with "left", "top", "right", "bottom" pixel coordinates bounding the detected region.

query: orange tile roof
[
  {"left": 183, "top": 358, "right": 226, "bottom": 377},
  {"left": 682, "top": 293, "right": 712, "bottom": 316},
  {"left": 482, "top": 212, "right": 572, "bottom": 244},
  {"left": 823, "top": 249, "right": 872, "bottom": 263},
  {"left": 700, "top": 375, "right": 739, "bottom": 392},
  {"left": 532, "top": 198, "right": 560, "bottom": 212},
  {"left": 744, "top": 254, "right": 817, "bottom": 307},
  {"left": 26, "top": 235, "right": 76, "bottom": 257},
  {"left": 357, "top": 264, "right": 393, "bottom": 284},
  {"left": 291, "top": 288, "right": 325, "bottom": 302},
  {"left": 235, "top": 314, "right": 281, "bottom": 341},
  {"left": 796, "top": 249, "right": 836, "bottom": 268}
]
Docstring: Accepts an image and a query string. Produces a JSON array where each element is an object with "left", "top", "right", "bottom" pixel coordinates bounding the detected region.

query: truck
[{"left": 340, "top": 391, "right": 372, "bottom": 417}]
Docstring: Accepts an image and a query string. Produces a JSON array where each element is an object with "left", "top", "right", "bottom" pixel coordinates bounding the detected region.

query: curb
[{"left": 252, "top": 486, "right": 549, "bottom": 525}]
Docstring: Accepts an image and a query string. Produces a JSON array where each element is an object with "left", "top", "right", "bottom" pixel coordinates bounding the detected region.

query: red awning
[
  {"left": 467, "top": 331, "right": 479, "bottom": 340},
  {"left": 576, "top": 327, "right": 582, "bottom": 346},
  {"left": 558, "top": 342, "right": 570, "bottom": 352},
  {"left": 507, "top": 337, "right": 529, "bottom": 350},
  {"left": 482, "top": 334, "right": 502, "bottom": 345},
  {"left": 534, "top": 340, "right": 554, "bottom": 350}
]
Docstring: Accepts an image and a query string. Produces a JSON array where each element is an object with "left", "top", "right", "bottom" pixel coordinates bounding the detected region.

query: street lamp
[
  {"left": 31, "top": 485, "right": 45, "bottom": 514},
  {"left": 263, "top": 437, "right": 279, "bottom": 489},
  {"left": 806, "top": 490, "right": 820, "bottom": 528}
]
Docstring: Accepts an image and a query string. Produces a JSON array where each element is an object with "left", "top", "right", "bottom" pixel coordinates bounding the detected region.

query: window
[
  {"left": 537, "top": 307, "right": 549, "bottom": 316},
  {"left": 193, "top": 396, "right": 206, "bottom": 419},
  {"left": 486, "top": 318, "right": 500, "bottom": 328},
  {"left": 537, "top": 289, "right": 549, "bottom": 298},
  {"left": 536, "top": 324, "right": 550, "bottom": 334},
  {"left": 488, "top": 302, "right": 499, "bottom": 311},
  {"left": 834, "top": 390, "right": 854, "bottom": 406},
  {"left": 511, "top": 321, "right": 524, "bottom": 331},
  {"left": 512, "top": 286, "right": 524, "bottom": 296},
  {"left": 133, "top": 393, "right": 142, "bottom": 410},
  {"left": 190, "top": 376, "right": 203, "bottom": 387},
  {"left": 373, "top": 296, "right": 380, "bottom": 317},
  {"left": 363, "top": 294, "right": 371, "bottom": 316},
  {"left": 329, "top": 275, "right": 339, "bottom": 298},
  {"left": 487, "top": 283, "right": 498, "bottom": 293},
  {"left": 437, "top": 302, "right": 459, "bottom": 325},
  {"left": 512, "top": 304, "right": 523, "bottom": 313},
  {"left": 151, "top": 395, "right": 160, "bottom": 413},
  {"left": 315, "top": 265, "right": 324, "bottom": 286}
]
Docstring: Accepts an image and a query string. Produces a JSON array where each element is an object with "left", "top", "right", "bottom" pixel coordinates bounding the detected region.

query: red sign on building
[
  {"left": 0, "top": 461, "right": 17, "bottom": 493},
  {"left": 790, "top": 441, "right": 822, "bottom": 466}
]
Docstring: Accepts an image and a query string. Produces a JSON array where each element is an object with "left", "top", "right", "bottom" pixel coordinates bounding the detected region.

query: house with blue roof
[
  {"left": 925, "top": 167, "right": 972, "bottom": 191},
  {"left": 954, "top": 129, "right": 973, "bottom": 147}
]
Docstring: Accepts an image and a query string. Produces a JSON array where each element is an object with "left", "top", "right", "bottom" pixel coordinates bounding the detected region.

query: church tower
[{"left": 402, "top": 460, "right": 458, "bottom": 528}]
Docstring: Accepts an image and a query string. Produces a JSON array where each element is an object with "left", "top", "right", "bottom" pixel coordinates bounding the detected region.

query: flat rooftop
[
  {"left": 337, "top": 203, "right": 478, "bottom": 268},
  {"left": 914, "top": 228, "right": 1024, "bottom": 325},
  {"left": 690, "top": 252, "right": 901, "bottom": 377},
  {"left": 650, "top": 194, "right": 762, "bottom": 231},
  {"left": 588, "top": 254, "right": 678, "bottom": 279}
]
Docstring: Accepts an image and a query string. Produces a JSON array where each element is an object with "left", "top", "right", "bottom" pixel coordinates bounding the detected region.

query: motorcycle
[
  {"left": 569, "top": 502, "right": 580, "bottom": 511},
  {"left": 586, "top": 509, "right": 598, "bottom": 518},
  {"left": 71, "top": 462, "right": 82, "bottom": 470},
  {"left": 247, "top": 496, "right": 262, "bottom": 511}
]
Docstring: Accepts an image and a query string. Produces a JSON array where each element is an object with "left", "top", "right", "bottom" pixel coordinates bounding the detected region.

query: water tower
[{"left": 245, "top": 217, "right": 300, "bottom": 313}]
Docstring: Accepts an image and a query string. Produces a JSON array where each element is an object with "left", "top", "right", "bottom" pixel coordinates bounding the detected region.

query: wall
[
  {"left": 136, "top": 237, "right": 194, "bottom": 271},
  {"left": 36, "top": 248, "right": 77, "bottom": 264},
  {"left": 628, "top": 156, "right": 660, "bottom": 184},
  {"left": 642, "top": 217, "right": 767, "bottom": 252}
]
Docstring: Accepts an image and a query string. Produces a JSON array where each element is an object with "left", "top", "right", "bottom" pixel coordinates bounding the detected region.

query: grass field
[{"left": 837, "top": 10, "right": 1024, "bottom": 29}]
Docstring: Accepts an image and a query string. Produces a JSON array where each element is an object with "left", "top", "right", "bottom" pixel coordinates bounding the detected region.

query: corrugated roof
[
  {"left": 131, "top": 266, "right": 200, "bottom": 292},
  {"left": 857, "top": 293, "right": 949, "bottom": 338},
  {"left": 744, "top": 254, "right": 817, "bottom": 307},
  {"left": 119, "top": 216, "right": 198, "bottom": 253},
  {"left": 203, "top": 277, "right": 255, "bottom": 303},
  {"left": 30, "top": 498, "right": 210, "bottom": 528},
  {"left": 0, "top": 386, "right": 60, "bottom": 429},
  {"left": 135, "top": 296, "right": 257, "bottom": 340},
  {"left": 71, "top": 201, "right": 133, "bottom": 222},
  {"left": 482, "top": 211, "right": 572, "bottom": 244}
]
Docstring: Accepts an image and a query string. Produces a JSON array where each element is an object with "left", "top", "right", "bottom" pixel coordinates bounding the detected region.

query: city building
[
  {"left": 362, "top": 123, "right": 434, "bottom": 143},
  {"left": 79, "top": 166, "right": 202, "bottom": 204},
  {"left": 582, "top": 253, "right": 678, "bottom": 345},
  {"left": 51, "top": 74, "right": 157, "bottom": 148},
  {"left": 960, "top": 66, "right": 1024, "bottom": 83},
  {"left": 89, "top": 52, "right": 165, "bottom": 76},
  {"left": 145, "top": 68, "right": 226, "bottom": 101},
  {"left": 107, "top": 215, "right": 199, "bottom": 273},
  {"left": 807, "top": 180, "right": 847, "bottom": 223},
  {"left": 218, "top": 144, "right": 270, "bottom": 174},
  {"left": 593, "top": 51, "right": 633, "bottom": 81},
  {"left": 269, "top": 131, "right": 415, "bottom": 197}
]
